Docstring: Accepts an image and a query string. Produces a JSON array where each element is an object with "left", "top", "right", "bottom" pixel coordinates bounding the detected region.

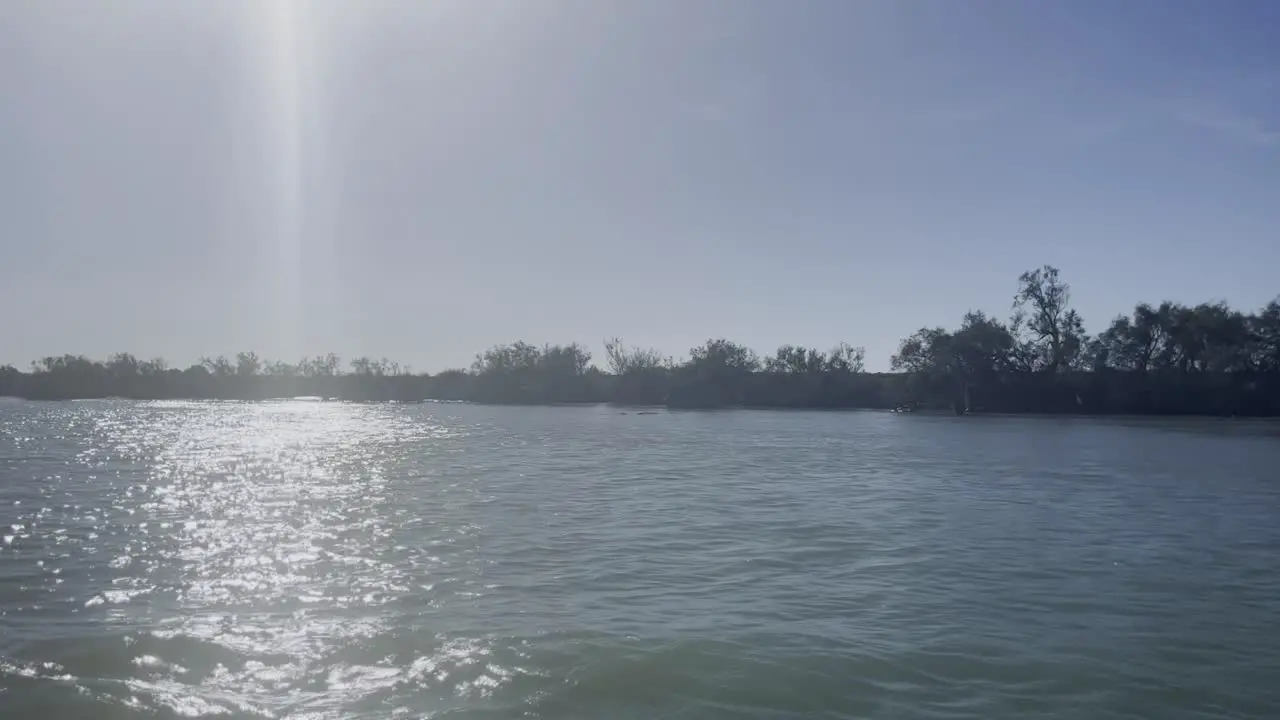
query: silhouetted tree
[
  {"left": 5, "top": 265, "right": 1279, "bottom": 415},
  {"left": 1012, "top": 265, "right": 1087, "bottom": 372},
  {"left": 603, "top": 338, "right": 667, "bottom": 375},
  {"left": 235, "top": 352, "right": 261, "bottom": 377},
  {"left": 201, "top": 355, "right": 234, "bottom": 378},
  {"left": 1253, "top": 299, "right": 1280, "bottom": 371},
  {"left": 826, "top": 343, "right": 866, "bottom": 373}
]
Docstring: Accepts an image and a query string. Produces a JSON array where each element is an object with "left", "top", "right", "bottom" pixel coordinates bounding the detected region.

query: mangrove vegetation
[{"left": 3, "top": 266, "right": 1279, "bottom": 416}]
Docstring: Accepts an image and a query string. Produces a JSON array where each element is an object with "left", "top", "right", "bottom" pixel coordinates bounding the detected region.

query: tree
[
  {"left": 0, "top": 364, "right": 22, "bottom": 397},
  {"left": 538, "top": 343, "right": 592, "bottom": 377},
  {"left": 826, "top": 343, "right": 866, "bottom": 373},
  {"left": 472, "top": 342, "right": 541, "bottom": 375},
  {"left": 1252, "top": 299, "right": 1280, "bottom": 371},
  {"left": 765, "top": 345, "right": 825, "bottom": 374},
  {"left": 950, "top": 311, "right": 1015, "bottom": 375},
  {"left": 1156, "top": 302, "right": 1253, "bottom": 373},
  {"left": 263, "top": 360, "right": 298, "bottom": 377},
  {"left": 140, "top": 358, "right": 168, "bottom": 376},
  {"left": 1012, "top": 265, "right": 1086, "bottom": 372},
  {"left": 688, "top": 339, "right": 759, "bottom": 374},
  {"left": 299, "top": 353, "right": 341, "bottom": 377},
  {"left": 664, "top": 339, "right": 760, "bottom": 408},
  {"left": 107, "top": 353, "right": 140, "bottom": 378},
  {"left": 200, "top": 355, "right": 234, "bottom": 377},
  {"left": 603, "top": 338, "right": 670, "bottom": 405},
  {"left": 891, "top": 328, "right": 951, "bottom": 374},
  {"left": 603, "top": 338, "right": 667, "bottom": 375},
  {"left": 350, "top": 357, "right": 374, "bottom": 376},
  {"left": 235, "top": 352, "right": 262, "bottom": 377}
]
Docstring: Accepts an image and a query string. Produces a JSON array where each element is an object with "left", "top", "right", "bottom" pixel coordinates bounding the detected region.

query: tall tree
[
  {"left": 1012, "top": 265, "right": 1086, "bottom": 372},
  {"left": 766, "top": 345, "right": 826, "bottom": 374},
  {"left": 235, "top": 351, "right": 262, "bottom": 377},
  {"left": 1252, "top": 299, "right": 1280, "bottom": 371},
  {"left": 826, "top": 343, "right": 866, "bottom": 373},
  {"left": 891, "top": 328, "right": 952, "bottom": 374},
  {"left": 689, "top": 339, "right": 759, "bottom": 374},
  {"left": 603, "top": 338, "right": 666, "bottom": 375}
]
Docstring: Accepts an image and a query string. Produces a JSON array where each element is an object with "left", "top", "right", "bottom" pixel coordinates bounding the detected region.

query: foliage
[
  {"left": 602, "top": 338, "right": 668, "bottom": 375},
  {"left": 1012, "top": 265, "right": 1087, "bottom": 372},
  {"left": 886, "top": 266, "right": 1280, "bottom": 415},
  {"left": 2, "top": 264, "right": 1278, "bottom": 415}
]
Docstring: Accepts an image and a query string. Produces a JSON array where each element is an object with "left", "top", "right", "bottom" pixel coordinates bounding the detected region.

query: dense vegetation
[{"left": 3, "top": 266, "right": 1279, "bottom": 415}]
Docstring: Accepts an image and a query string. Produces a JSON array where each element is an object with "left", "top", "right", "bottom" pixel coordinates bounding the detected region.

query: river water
[{"left": 1, "top": 400, "right": 1278, "bottom": 719}]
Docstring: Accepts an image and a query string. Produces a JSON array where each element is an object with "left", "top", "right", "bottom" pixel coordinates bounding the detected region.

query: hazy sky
[{"left": 3, "top": 0, "right": 1278, "bottom": 372}]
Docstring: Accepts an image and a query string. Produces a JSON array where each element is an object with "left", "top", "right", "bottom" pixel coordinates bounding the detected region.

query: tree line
[
  {"left": 3, "top": 265, "right": 1279, "bottom": 415},
  {"left": 0, "top": 340, "right": 878, "bottom": 407},
  {"left": 890, "top": 266, "right": 1280, "bottom": 415}
]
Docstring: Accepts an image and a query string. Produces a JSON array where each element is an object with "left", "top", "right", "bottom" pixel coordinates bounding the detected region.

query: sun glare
[{"left": 260, "top": 0, "right": 305, "bottom": 355}]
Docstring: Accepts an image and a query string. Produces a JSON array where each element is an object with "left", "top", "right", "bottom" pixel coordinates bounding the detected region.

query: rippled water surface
[{"left": 2, "top": 400, "right": 1280, "bottom": 719}]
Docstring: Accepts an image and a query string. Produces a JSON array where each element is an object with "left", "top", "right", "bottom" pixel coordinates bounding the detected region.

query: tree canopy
[{"left": 3, "top": 265, "right": 1278, "bottom": 415}]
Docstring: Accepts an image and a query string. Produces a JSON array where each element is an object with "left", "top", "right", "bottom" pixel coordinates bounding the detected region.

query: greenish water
[{"left": 2, "top": 400, "right": 1279, "bottom": 719}]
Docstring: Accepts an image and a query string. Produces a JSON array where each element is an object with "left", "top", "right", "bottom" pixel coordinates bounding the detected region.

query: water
[{"left": 2, "top": 400, "right": 1279, "bottom": 719}]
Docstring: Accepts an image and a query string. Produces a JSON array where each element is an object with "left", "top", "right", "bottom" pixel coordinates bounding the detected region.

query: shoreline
[{"left": 4, "top": 394, "right": 1278, "bottom": 420}]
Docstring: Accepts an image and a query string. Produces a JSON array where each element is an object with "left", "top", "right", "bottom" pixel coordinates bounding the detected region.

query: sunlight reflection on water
[
  {"left": 3, "top": 401, "right": 1280, "bottom": 718},
  {"left": 2, "top": 401, "right": 519, "bottom": 718}
]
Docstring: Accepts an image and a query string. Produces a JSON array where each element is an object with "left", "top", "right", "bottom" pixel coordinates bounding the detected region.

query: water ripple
[{"left": 2, "top": 401, "right": 1280, "bottom": 717}]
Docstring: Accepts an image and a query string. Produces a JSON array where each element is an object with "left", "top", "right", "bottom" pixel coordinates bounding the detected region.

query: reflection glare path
[
  {"left": 1, "top": 401, "right": 533, "bottom": 718},
  {"left": 4, "top": 401, "right": 1280, "bottom": 719}
]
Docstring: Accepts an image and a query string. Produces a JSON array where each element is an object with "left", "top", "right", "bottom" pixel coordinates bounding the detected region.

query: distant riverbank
[
  {"left": 3, "top": 367, "right": 1280, "bottom": 417},
  {"left": 4, "top": 264, "right": 1277, "bottom": 415}
]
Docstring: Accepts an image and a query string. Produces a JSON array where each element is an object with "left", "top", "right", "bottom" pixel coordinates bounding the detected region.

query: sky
[{"left": 2, "top": 0, "right": 1278, "bottom": 372}]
